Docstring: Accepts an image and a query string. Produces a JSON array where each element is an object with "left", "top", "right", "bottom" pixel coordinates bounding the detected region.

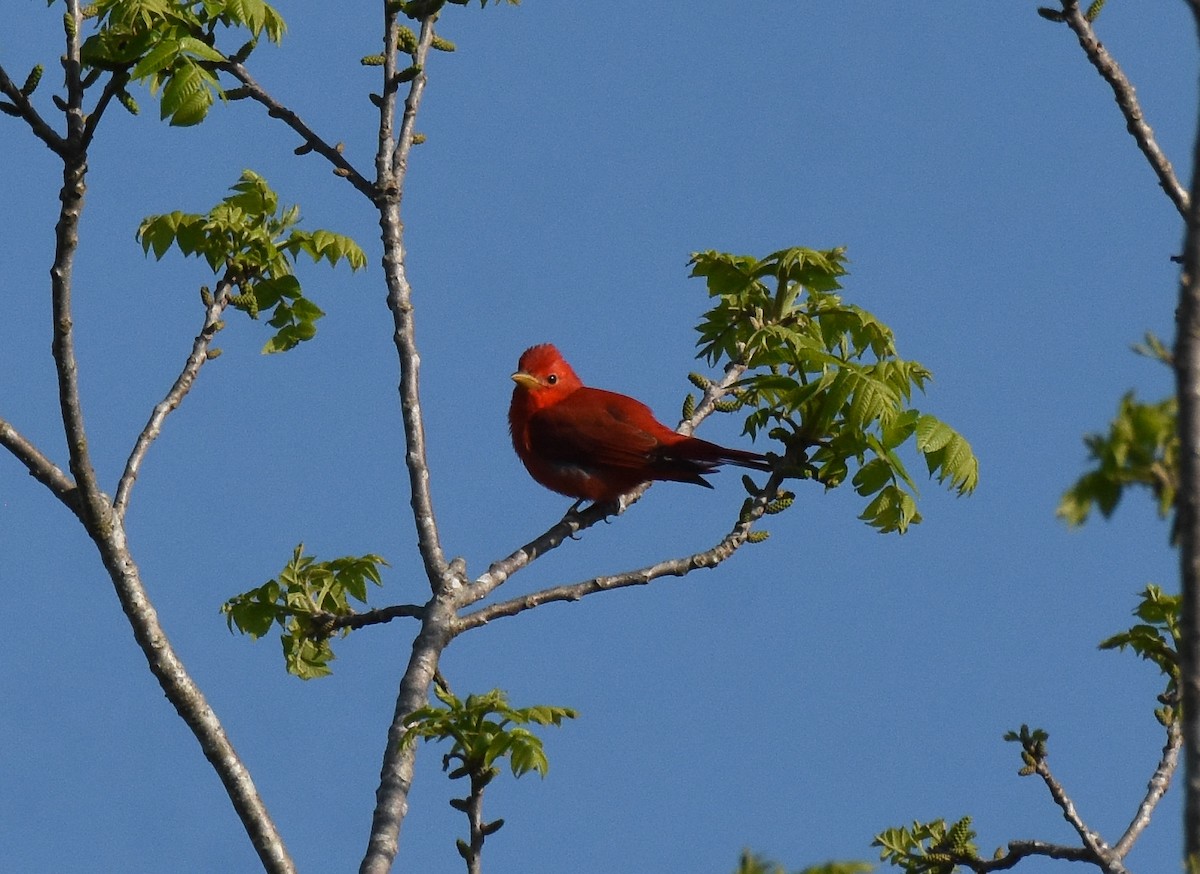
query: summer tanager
[{"left": 509, "top": 343, "right": 771, "bottom": 503}]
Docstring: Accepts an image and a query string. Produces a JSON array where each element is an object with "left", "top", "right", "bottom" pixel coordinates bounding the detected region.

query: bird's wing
[{"left": 526, "top": 388, "right": 671, "bottom": 471}]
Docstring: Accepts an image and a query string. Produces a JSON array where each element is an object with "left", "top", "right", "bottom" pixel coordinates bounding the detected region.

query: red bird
[{"left": 509, "top": 343, "right": 771, "bottom": 503}]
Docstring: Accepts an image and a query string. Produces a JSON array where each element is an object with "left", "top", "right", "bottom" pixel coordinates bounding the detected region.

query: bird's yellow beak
[{"left": 511, "top": 372, "right": 540, "bottom": 390}]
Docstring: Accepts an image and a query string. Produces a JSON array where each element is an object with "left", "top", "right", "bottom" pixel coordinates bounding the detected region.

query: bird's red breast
[{"left": 509, "top": 344, "right": 769, "bottom": 503}]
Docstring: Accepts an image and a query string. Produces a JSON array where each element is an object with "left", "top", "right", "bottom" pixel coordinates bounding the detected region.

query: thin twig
[
  {"left": 312, "top": 602, "right": 426, "bottom": 637},
  {"left": 0, "top": 61, "right": 67, "bottom": 155},
  {"left": 219, "top": 60, "right": 376, "bottom": 200},
  {"left": 1034, "top": 758, "right": 1129, "bottom": 874},
  {"left": 455, "top": 501, "right": 623, "bottom": 610},
  {"left": 80, "top": 70, "right": 131, "bottom": 149},
  {"left": 1113, "top": 711, "right": 1182, "bottom": 857},
  {"left": 0, "top": 415, "right": 81, "bottom": 519},
  {"left": 455, "top": 472, "right": 782, "bottom": 634},
  {"left": 948, "top": 840, "right": 1093, "bottom": 872},
  {"left": 1057, "top": 0, "right": 1190, "bottom": 218},
  {"left": 114, "top": 280, "right": 233, "bottom": 520}
]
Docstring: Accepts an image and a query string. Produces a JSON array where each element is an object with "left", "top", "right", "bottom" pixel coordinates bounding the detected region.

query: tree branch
[
  {"left": 80, "top": 70, "right": 131, "bottom": 150},
  {"left": 1173, "top": 6, "right": 1200, "bottom": 862},
  {"left": 1055, "top": 0, "right": 1190, "bottom": 218},
  {"left": 0, "top": 415, "right": 82, "bottom": 519},
  {"left": 456, "top": 501, "right": 624, "bottom": 610},
  {"left": 312, "top": 602, "right": 426, "bottom": 637},
  {"left": 114, "top": 280, "right": 232, "bottom": 520},
  {"left": 378, "top": 15, "right": 448, "bottom": 589},
  {"left": 219, "top": 60, "right": 376, "bottom": 201},
  {"left": 952, "top": 840, "right": 1093, "bottom": 873},
  {"left": 1113, "top": 708, "right": 1181, "bottom": 857},
  {"left": 92, "top": 527, "right": 297, "bottom": 874},
  {"left": 455, "top": 473, "right": 782, "bottom": 634},
  {"left": 359, "top": 14, "right": 457, "bottom": 874},
  {"left": 0, "top": 61, "right": 67, "bottom": 155},
  {"left": 1033, "top": 758, "right": 1129, "bottom": 874}
]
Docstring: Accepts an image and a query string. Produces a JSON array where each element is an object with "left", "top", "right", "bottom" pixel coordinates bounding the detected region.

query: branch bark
[
  {"left": 1113, "top": 710, "right": 1181, "bottom": 857},
  {"left": 359, "top": 13, "right": 460, "bottom": 874},
  {"left": 114, "top": 279, "right": 232, "bottom": 519},
  {"left": 0, "top": 416, "right": 81, "bottom": 520},
  {"left": 19, "top": 6, "right": 298, "bottom": 870},
  {"left": 1056, "top": 0, "right": 1189, "bottom": 218},
  {"left": 1174, "top": 8, "right": 1200, "bottom": 864}
]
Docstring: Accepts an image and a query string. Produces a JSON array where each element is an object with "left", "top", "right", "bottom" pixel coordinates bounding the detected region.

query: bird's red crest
[{"left": 517, "top": 344, "right": 567, "bottom": 376}]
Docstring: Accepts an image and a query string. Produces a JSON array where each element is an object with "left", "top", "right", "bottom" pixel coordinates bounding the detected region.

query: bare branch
[
  {"left": 219, "top": 60, "right": 376, "bottom": 200},
  {"left": 80, "top": 70, "right": 131, "bottom": 149},
  {"left": 312, "top": 602, "right": 426, "bottom": 637},
  {"left": 360, "top": 595, "right": 456, "bottom": 874},
  {"left": 1056, "top": 0, "right": 1189, "bottom": 218},
  {"left": 1113, "top": 710, "right": 1182, "bottom": 857},
  {"left": 455, "top": 473, "right": 782, "bottom": 634},
  {"left": 457, "top": 501, "right": 625, "bottom": 610},
  {"left": 949, "top": 840, "right": 1093, "bottom": 872},
  {"left": 0, "top": 415, "right": 82, "bottom": 519},
  {"left": 0, "top": 62, "right": 67, "bottom": 155},
  {"left": 50, "top": 0, "right": 106, "bottom": 533},
  {"left": 114, "top": 280, "right": 233, "bottom": 520},
  {"left": 378, "top": 16, "right": 448, "bottom": 589},
  {"left": 1172, "top": 4, "right": 1200, "bottom": 854},
  {"left": 1033, "top": 758, "right": 1129, "bottom": 874},
  {"left": 91, "top": 525, "right": 296, "bottom": 873},
  {"left": 360, "top": 15, "right": 456, "bottom": 874}
]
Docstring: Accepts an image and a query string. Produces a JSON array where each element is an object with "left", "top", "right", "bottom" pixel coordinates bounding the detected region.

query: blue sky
[{"left": 0, "top": 2, "right": 1193, "bottom": 872}]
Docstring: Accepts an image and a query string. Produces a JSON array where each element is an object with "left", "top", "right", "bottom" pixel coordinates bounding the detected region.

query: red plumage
[{"left": 508, "top": 343, "right": 770, "bottom": 502}]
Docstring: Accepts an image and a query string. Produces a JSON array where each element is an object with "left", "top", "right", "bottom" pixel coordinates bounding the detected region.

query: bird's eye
[{"left": 547, "top": 374, "right": 558, "bottom": 385}]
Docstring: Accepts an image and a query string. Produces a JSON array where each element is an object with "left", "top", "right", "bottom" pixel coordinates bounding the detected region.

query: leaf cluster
[
  {"left": 691, "top": 247, "right": 978, "bottom": 534},
  {"left": 221, "top": 544, "right": 387, "bottom": 679},
  {"left": 80, "top": 0, "right": 286, "bottom": 125},
  {"left": 138, "top": 170, "right": 366, "bottom": 353},
  {"left": 402, "top": 685, "right": 577, "bottom": 782},
  {"left": 1058, "top": 390, "right": 1177, "bottom": 537},
  {"left": 873, "top": 817, "right": 979, "bottom": 874},
  {"left": 1100, "top": 584, "right": 1181, "bottom": 710},
  {"left": 1003, "top": 723, "right": 1049, "bottom": 777}
]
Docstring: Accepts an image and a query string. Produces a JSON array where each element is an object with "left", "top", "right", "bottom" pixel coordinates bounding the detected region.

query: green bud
[{"left": 21, "top": 65, "right": 43, "bottom": 97}]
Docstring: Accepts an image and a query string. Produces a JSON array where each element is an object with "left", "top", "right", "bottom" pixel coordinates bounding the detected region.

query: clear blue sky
[{"left": 0, "top": 3, "right": 1193, "bottom": 872}]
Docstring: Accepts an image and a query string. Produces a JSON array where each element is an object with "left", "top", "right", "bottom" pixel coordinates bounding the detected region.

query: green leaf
[
  {"left": 222, "top": 545, "right": 388, "bottom": 678},
  {"left": 691, "top": 245, "right": 976, "bottom": 534}
]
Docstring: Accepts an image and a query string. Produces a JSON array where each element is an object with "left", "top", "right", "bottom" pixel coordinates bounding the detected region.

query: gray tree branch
[
  {"left": 1055, "top": 0, "right": 1189, "bottom": 218},
  {"left": 1113, "top": 710, "right": 1182, "bottom": 857},
  {"left": 455, "top": 472, "right": 781, "bottom": 634},
  {"left": 18, "top": 6, "right": 299, "bottom": 871},
  {"left": 0, "top": 415, "right": 81, "bottom": 519},
  {"left": 0, "top": 61, "right": 67, "bottom": 155},
  {"left": 360, "top": 14, "right": 457, "bottom": 874},
  {"left": 1173, "top": 6, "right": 1200, "bottom": 861},
  {"left": 218, "top": 60, "right": 376, "bottom": 200},
  {"left": 114, "top": 279, "right": 233, "bottom": 520}
]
